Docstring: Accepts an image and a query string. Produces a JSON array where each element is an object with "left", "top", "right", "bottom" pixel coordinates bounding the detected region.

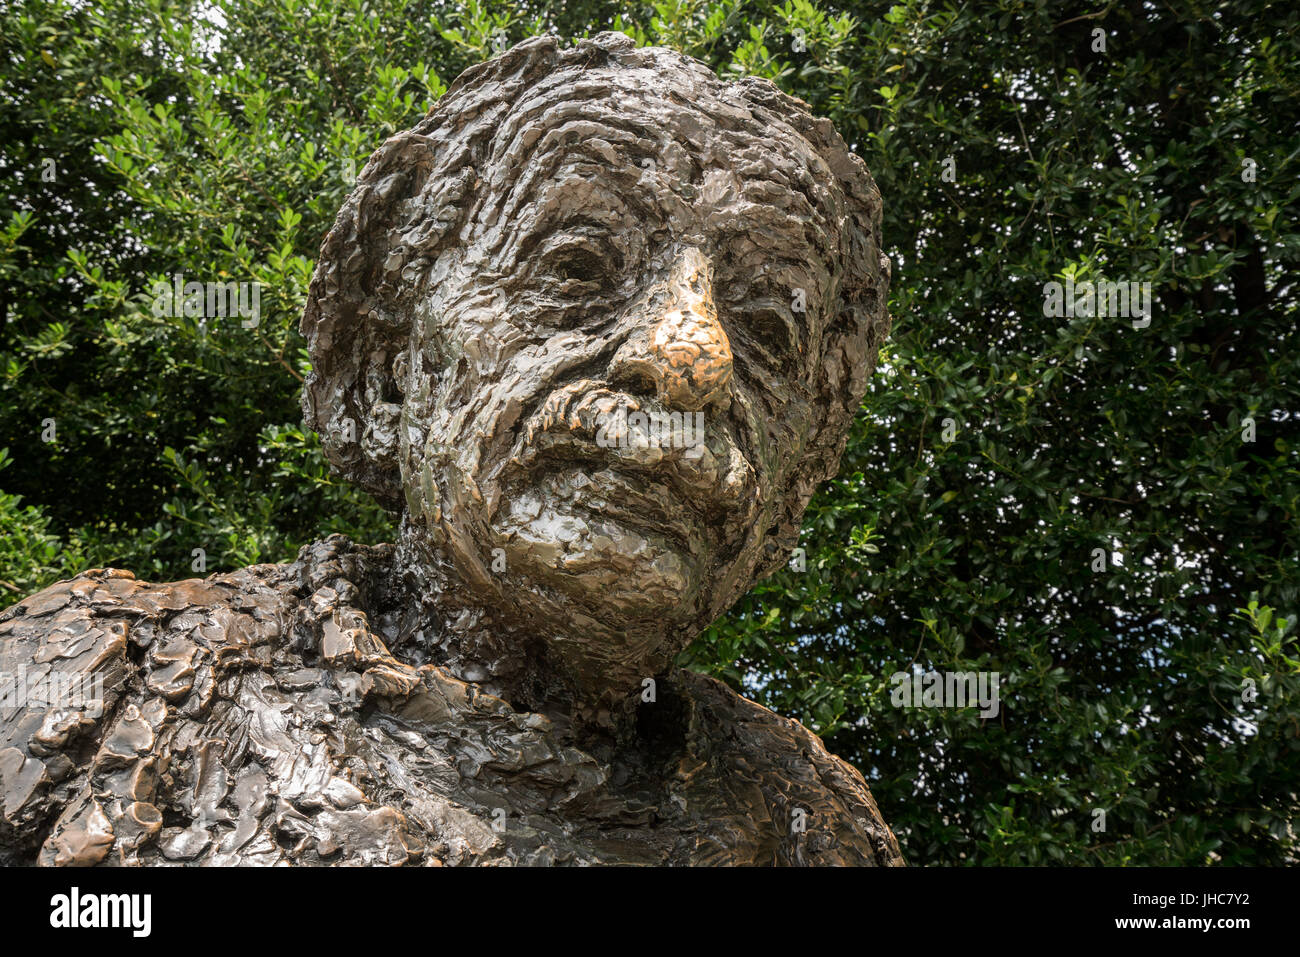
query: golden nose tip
[{"left": 650, "top": 306, "right": 733, "bottom": 411}]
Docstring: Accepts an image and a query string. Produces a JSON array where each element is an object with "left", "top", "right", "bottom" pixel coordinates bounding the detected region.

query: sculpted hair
[{"left": 300, "top": 31, "right": 890, "bottom": 573}]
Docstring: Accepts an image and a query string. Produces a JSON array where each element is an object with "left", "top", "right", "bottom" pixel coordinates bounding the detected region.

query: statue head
[{"left": 300, "top": 33, "right": 889, "bottom": 705}]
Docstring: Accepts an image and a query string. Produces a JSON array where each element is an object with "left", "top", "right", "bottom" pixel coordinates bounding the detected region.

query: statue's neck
[{"left": 316, "top": 530, "right": 641, "bottom": 734}]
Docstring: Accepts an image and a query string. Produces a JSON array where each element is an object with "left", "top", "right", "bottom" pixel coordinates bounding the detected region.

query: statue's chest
[{"left": 144, "top": 657, "right": 687, "bottom": 866}]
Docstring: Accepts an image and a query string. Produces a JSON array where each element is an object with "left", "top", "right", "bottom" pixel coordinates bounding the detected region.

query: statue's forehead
[{"left": 457, "top": 69, "right": 837, "bottom": 272}]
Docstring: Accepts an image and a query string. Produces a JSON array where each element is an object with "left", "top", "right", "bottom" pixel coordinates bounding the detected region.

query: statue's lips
[
  {"left": 500, "top": 383, "right": 757, "bottom": 537},
  {"left": 514, "top": 463, "right": 705, "bottom": 559}
]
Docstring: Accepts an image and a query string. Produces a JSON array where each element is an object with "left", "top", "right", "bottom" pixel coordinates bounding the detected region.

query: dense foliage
[{"left": 2, "top": 0, "right": 1296, "bottom": 864}]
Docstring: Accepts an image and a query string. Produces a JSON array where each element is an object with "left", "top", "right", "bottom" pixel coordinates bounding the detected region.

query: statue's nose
[{"left": 609, "top": 247, "right": 733, "bottom": 412}]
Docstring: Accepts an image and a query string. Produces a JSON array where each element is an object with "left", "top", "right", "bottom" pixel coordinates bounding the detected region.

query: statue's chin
[{"left": 496, "top": 467, "right": 707, "bottom": 617}]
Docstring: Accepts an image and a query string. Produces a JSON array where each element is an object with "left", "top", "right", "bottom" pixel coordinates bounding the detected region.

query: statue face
[
  {"left": 302, "top": 35, "right": 887, "bottom": 695},
  {"left": 395, "top": 77, "right": 841, "bottom": 665}
]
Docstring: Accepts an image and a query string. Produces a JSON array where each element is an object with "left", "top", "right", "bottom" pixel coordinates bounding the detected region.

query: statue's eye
[
  {"left": 743, "top": 305, "right": 800, "bottom": 366},
  {"left": 554, "top": 249, "right": 606, "bottom": 285},
  {"left": 719, "top": 282, "right": 802, "bottom": 369},
  {"left": 749, "top": 307, "right": 793, "bottom": 352},
  {"left": 543, "top": 242, "right": 624, "bottom": 299}
]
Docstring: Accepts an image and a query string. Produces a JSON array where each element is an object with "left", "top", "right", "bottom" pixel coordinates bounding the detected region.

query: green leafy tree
[{"left": 2, "top": 0, "right": 1296, "bottom": 864}]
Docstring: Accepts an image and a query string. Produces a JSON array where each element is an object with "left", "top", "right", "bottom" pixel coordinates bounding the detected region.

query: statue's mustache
[{"left": 504, "top": 379, "right": 756, "bottom": 506}]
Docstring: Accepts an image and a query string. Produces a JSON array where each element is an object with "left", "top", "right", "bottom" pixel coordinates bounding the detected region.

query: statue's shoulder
[
  {"left": 0, "top": 536, "right": 427, "bottom": 866},
  {"left": 669, "top": 669, "right": 905, "bottom": 866},
  {"left": 0, "top": 560, "right": 303, "bottom": 864}
]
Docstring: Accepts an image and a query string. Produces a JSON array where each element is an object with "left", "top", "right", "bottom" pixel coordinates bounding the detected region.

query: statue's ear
[
  {"left": 301, "top": 37, "right": 574, "bottom": 507},
  {"left": 802, "top": 99, "right": 891, "bottom": 469},
  {"left": 300, "top": 122, "right": 476, "bottom": 509},
  {"left": 745, "top": 91, "right": 891, "bottom": 581}
]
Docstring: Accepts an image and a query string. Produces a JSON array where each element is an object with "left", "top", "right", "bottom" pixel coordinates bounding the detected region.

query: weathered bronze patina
[{"left": 0, "top": 33, "right": 899, "bottom": 865}]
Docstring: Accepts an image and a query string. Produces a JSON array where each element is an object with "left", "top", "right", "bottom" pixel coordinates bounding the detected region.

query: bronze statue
[{"left": 0, "top": 33, "right": 899, "bottom": 865}]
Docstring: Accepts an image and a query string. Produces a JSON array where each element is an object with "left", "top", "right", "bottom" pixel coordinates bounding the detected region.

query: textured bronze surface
[{"left": 0, "top": 33, "right": 898, "bottom": 865}]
